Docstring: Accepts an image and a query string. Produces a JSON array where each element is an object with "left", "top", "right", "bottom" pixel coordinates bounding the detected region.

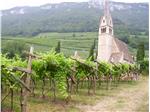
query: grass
[
  {"left": 136, "top": 93, "right": 149, "bottom": 112},
  {"left": 2, "top": 77, "right": 148, "bottom": 112}
]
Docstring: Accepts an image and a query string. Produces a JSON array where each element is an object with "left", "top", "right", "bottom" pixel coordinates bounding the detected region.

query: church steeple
[
  {"left": 97, "top": 0, "right": 133, "bottom": 63},
  {"left": 104, "top": 0, "right": 109, "bottom": 16},
  {"left": 99, "top": 0, "right": 113, "bottom": 35},
  {"left": 97, "top": 0, "right": 114, "bottom": 62}
]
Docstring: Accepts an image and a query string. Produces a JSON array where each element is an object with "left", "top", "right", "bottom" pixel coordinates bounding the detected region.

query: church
[{"left": 97, "top": 0, "right": 134, "bottom": 64}]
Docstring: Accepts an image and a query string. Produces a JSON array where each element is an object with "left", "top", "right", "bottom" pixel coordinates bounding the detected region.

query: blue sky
[{"left": 0, "top": 0, "right": 149, "bottom": 10}]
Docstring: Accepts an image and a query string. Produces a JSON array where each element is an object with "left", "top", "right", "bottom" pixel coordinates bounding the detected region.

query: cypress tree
[
  {"left": 88, "top": 45, "right": 94, "bottom": 61},
  {"left": 136, "top": 42, "right": 145, "bottom": 62},
  {"left": 88, "top": 39, "right": 96, "bottom": 61},
  {"left": 93, "top": 39, "right": 96, "bottom": 49},
  {"left": 55, "top": 41, "right": 61, "bottom": 53}
]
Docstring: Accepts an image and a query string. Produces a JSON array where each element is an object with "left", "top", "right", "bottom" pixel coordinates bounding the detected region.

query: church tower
[{"left": 97, "top": 0, "right": 114, "bottom": 62}]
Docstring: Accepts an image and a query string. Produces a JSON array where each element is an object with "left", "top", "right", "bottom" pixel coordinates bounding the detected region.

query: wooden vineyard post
[
  {"left": 93, "top": 71, "right": 96, "bottom": 95},
  {"left": 20, "top": 46, "right": 34, "bottom": 112},
  {"left": 93, "top": 61, "right": 98, "bottom": 94}
]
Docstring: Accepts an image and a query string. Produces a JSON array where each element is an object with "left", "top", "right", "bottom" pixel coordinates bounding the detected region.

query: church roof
[
  {"left": 114, "top": 37, "right": 134, "bottom": 63},
  {"left": 109, "top": 52, "right": 123, "bottom": 63}
]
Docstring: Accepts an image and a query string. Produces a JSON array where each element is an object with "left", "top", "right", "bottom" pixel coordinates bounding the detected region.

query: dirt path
[{"left": 78, "top": 77, "right": 149, "bottom": 112}]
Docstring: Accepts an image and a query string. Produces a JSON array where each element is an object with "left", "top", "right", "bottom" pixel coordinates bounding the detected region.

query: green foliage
[
  {"left": 136, "top": 42, "right": 145, "bottom": 62},
  {"left": 88, "top": 45, "right": 94, "bottom": 61},
  {"left": 88, "top": 39, "right": 96, "bottom": 61},
  {"left": 1, "top": 54, "right": 27, "bottom": 91},
  {"left": 1, "top": 50, "right": 140, "bottom": 101},
  {"left": 120, "top": 63, "right": 130, "bottom": 74},
  {"left": 2, "top": 41, "right": 29, "bottom": 59},
  {"left": 32, "top": 51, "right": 72, "bottom": 98},
  {"left": 139, "top": 59, "right": 149, "bottom": 75},
  {"left": 55, "top": 41, "right": 61, "bottom": 54},
  {"left": 98, "top": 62, "right": 112, "bottom": 75},
  {"left": 75, "top": 58, "right": 96, "bottom": 80},
  {"left": 112, "top": 64, "right": 122, "bottom": 76}
]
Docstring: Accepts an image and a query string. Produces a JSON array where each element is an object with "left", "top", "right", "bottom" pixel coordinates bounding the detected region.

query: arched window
[{"left": 101, "top": 27, "right": 106, "bottom": 33}]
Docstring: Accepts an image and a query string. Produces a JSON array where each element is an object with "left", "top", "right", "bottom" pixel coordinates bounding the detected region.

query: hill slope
[{"left": 2, "top": 2, "right": 149, "bottom": 36}]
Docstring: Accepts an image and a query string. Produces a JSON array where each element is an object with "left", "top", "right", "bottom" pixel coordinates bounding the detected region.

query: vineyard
[
  {"left": 2, "top": 32, "right": 149, "bottom": 58},
  {"left": 1, "top": 46, "right": 143, "bottom": 112}
]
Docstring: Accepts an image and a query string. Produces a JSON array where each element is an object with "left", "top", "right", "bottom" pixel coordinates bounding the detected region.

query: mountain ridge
[{"left": 2, "top": 1, "right": 149, "bottom": 36}]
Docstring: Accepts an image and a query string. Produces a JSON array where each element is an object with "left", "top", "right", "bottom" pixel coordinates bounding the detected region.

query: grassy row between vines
[{"left": 2, "top": 78, "right": 144, "bottom": 112}]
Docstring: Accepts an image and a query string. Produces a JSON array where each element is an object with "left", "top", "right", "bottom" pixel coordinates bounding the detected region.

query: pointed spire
[{"left": 104, "top": 0, "right": 109, "bottom": 16}]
